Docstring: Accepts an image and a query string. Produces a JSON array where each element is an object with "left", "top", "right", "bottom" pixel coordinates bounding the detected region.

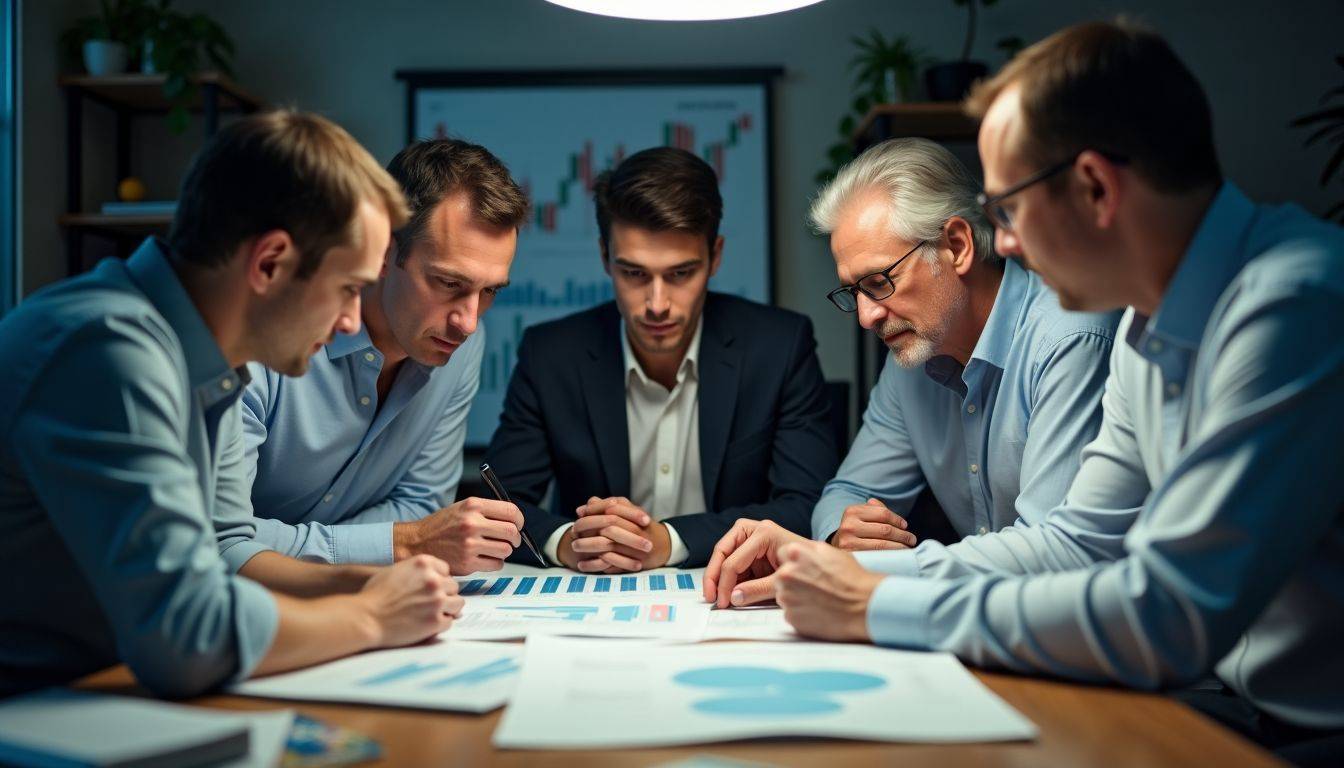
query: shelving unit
[{"left": 59, "top": 71, "right": 264, "bottom": 275}]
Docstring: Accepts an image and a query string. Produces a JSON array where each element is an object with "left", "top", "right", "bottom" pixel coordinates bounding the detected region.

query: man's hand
[
  {"left": 392, "top": 497, "right": 523, "bottom": 575},
  {"left": 558, "top": 497, "right": 670, "bottom": 573},
  {"left": 356, "top": 554, "right": 463, "bottom": 647},
  {"left": 775, "top": 541, "right": 883, "bottom": 642},
  {"left": 703, "top": 519, "right": 809, "bottom": 608},
  {"left": 829, "top": 498, "right": 917, "bottom": 551}
]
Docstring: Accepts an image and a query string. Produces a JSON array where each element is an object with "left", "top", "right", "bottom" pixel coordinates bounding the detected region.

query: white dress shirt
[{"left": 545, "top": 319, "right": 704, "bottom": 566}]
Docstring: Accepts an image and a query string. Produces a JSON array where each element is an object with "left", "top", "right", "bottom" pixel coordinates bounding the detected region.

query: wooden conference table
[{"left": 77, "top": 564, "right": 1284, "bottom": 767}]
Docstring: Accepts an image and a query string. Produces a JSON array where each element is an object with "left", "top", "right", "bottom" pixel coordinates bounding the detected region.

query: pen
[{"left": 479, "top": 462, "right": 547, "bottom": 566}]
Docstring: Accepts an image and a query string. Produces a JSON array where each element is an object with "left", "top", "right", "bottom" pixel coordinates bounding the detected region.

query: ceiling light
[{"left": 543, "top": 0, "right": 826, "bottom": 22}]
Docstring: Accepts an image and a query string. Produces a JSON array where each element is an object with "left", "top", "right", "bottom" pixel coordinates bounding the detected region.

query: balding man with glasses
[{"left": 705, "top": 137, "right": 1120, "bottom": 606}]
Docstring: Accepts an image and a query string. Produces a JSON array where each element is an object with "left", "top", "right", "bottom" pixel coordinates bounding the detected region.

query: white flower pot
[{"left": 82, "top": 40, "right": 128, "bottom": 76}]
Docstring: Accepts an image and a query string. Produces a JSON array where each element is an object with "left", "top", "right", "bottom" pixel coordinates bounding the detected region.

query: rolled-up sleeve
[{"left": 12, "top": 323, "right": 278, "bottom": 697}]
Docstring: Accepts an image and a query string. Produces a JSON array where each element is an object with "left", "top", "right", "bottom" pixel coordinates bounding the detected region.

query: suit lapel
[
  {"left": 580, "top": 305, "right": 631, "bottom": 497},
  {"left": 697, "top": 297, "right": 740, "bottom": 506}
]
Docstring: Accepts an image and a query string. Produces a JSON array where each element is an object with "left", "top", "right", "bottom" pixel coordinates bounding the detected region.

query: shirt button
[
  {"left": 969, "top": 463, "right": 979, "bottom": 474},
  {"left": 966, "top": 404, "right": 976, "bottom": 414},
  {"left": 323, "top": 494, "right": 334, "bottom": 503},
  {"left": 220, "top": 378, "right": 233, "bottom": 391},
  {"left": 1166, "top": 382, "right": 1181, "bottom": 398},
  {"left": 359, "top": 396, "right": 371, "bottom": 406},
  {"left": 978, "top": 526, "right": 988, "bottom": 535},
  {"left": 364, "top": 352, "right": 376, "bottom": 362},
  {"left": 1148, "top": 339, "right": 1164, "bottom": 354},
  {"left": 660, "top": 463, "right": 670, "bottom": 475}
]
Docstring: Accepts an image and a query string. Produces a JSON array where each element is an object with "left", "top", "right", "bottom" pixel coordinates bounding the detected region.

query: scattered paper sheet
[
  {"left": 495, "top": 636, "right": 1038, "bottom": 748},
  {"left": 447, "top": 595, "right": 711, "bottom": 641},
  {"left": 222, "top": 709, "right": 294, "bottom": 768},
  {"left": 700, "top": 607, "right": 798, "bottom": 642},
  {"left": 231, "top": 640, "right": 521, "bottom": 713}
]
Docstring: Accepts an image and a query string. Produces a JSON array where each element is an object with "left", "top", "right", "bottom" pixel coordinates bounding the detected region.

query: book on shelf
[{"left": 100, "top": 200, "right": 178, "bottom": 216}]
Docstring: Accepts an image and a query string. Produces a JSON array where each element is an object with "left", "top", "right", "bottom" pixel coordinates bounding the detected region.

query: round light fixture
[{"left": 543, "top": 0, "right": 826, "bottom": 22}]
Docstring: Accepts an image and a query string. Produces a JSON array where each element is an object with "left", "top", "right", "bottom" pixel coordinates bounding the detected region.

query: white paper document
[
  {"left": 700, "top": 606, "right": 798, "bottom": 642},
  {"left": 232, "top": 640, "right": 521, "bottom": 713},
  {"left": 223, "top": 709, "right": 295, "bottom": 768},
  {"left": 494, "top": 636, "right": 1038, "bottom": 748},
  {"left": 447, "top": 594, "right": 711, "bottom": 641},
  {"left": 457, "top": 568, "right": 703, "bottom": 599}
]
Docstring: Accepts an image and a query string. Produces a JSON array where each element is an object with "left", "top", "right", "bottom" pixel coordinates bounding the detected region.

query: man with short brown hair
[
  {"left": 215, "top": 137, "right": 535, "bottom": 584},
  {"left": 0, "top": 110, "right": 463, "bottom": 698},
  {"left": 703, "top": 21, "right": 1344, "bottom": 762},
  {"left": 485, "top": 146, "right": 839, "bottom": 571}
]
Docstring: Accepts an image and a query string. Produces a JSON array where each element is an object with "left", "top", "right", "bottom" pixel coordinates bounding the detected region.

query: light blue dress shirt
[
  {"left": 0, "top": 239, "right": 278, "bottom": 698},
  {"left": 214, "top": 323, "right": 483, "bottom": 570},
  {"left": 859, "top": 184, "right": 1344, "bottom": 730},
  {"left": 813, "top": 258, "right": 1119, "bottom": 552}
]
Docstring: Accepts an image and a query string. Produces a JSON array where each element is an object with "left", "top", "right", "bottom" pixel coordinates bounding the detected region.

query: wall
[{"left": 20, "top": 0, "right": 1344, "bottom": 386}]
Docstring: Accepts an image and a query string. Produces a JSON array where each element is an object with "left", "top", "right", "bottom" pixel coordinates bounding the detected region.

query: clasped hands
[{"left": 558, "top": 496, "right": 673, "bottom": 573}]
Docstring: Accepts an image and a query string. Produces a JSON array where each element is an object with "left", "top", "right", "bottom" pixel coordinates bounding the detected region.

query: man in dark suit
[{"left": 484, "top": 146, "right": 838, "bottom": 571}]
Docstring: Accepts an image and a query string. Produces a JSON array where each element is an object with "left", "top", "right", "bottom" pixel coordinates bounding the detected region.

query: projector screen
[{"left": 397, "top": 69, "right": 780, "bottom": 447}]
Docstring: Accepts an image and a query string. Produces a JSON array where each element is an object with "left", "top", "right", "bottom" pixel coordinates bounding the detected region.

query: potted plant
[
  {"left": 815, "top": 31, "right": 926, "bottom": 185},
  {"left": 141, "top": 1, "right": 235, "bottom": 133},
  {"left": 1290, "top": 55, "right": 1344, "bottom": 222},
  {"left": 925, "top": 0, "right": 999, "bottom": 102},
  {"left": 60, "top": 0, "right": 154, "bottom": 76}
]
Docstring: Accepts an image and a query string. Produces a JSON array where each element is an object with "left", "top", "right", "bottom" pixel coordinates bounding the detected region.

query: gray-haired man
[{"left": 707, "top": 137, "right": 1121, "bottom": 606}]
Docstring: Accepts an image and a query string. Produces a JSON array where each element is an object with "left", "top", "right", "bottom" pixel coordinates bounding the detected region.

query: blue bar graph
[
  {"left": 485, "top": 577, "right": 512, "bottom": 596},
  {"left": 650, "top": 575, "right": 667, "bottom": 591},
  {"left": 677, "top": 574, "right": 695, "bottom": 590},
  {"left": 460, "top": 579, "right": 487, "bottom": 596},
  {"left": 513, "top": 576, "right": 536, "bottom": 595},
  {"left": 594, "top": 577, "right": 611, "bottom": 593},
  {"left": 567, "top": 576, "right": 587, "bottom": 593},
  {"left": 621, "top": 576, "right": 637, "bottom": 592},
  {"left": 497, "top": 605, "right": 600, "bottom": 621},
  {"left": 541, "top": 576, "right": 561, "bottom": 594},
  {"left": 612, "top": 605, "right": 639, "bottom": 622},
  {"left": 424, "top": 658, "right": 519, "bottom": 689},
  {"left": 358, "top": 662, "right": 446, "bottom": 686}
]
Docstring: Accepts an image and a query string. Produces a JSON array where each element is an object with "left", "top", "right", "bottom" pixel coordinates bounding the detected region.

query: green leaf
[
  {"left": 1321, "top": 140, "right": 1344, "bottom": 187},
  {"left": 1289, "top": 105, "right": 1344, "bottom": 127}
]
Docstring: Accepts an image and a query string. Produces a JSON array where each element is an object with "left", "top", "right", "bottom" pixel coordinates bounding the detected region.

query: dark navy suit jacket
[{"left": 484, "top": 292, "right": 840, "bottom": 566}]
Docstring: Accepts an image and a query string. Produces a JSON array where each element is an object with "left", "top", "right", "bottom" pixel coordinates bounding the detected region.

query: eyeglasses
[
  {"left": 977, "top": 151, "right": 1128, "bottom": 232},
  {"left": 826, "top": 240, "right": 927, "bottom": 313}
]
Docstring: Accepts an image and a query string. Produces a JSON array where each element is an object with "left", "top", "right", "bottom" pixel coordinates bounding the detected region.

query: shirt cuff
[
  {"left": 853, "top": 548, "right": 921, "bottom": 577},
  {"left": 811, "top": 496, "right": 847, "bottom": 541},
  {"left": 865, "top": 575, "right": 943, "bottom": 650},
  {"left": 544, "top": 523, "right": 573, "bottom": 566},
  {"left": 664, "top": 522, "right": 689, "bottom": 567},
  {"left": 219, "top": 539, "right": 274, "bottom": 574},
  {"left": 227, "top": 575, "right": 280, "bottom": 683},
  {"left": 332, "top": 522, "right": 395, "bottom": 565}
]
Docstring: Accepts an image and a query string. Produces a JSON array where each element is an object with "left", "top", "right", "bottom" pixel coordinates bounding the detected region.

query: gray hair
[{"left": 809, "top": 137, "right": 998, "bottom": 264}]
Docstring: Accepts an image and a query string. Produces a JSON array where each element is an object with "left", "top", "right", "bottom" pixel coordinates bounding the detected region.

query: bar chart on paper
[
  {"left": 455, "top": 570, "right": 702, "bottom": 599},
  {"left": 231, "top": 641, "right": 521, "bottom": 713},
  {"left": 447, "top": 596, "right": 710, "bottom": 641}
]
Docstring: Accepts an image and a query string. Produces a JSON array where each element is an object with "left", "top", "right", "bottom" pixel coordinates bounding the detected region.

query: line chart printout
[
  {"left": 413, "top": 83, "right": 771, "bottom": 446},
  {"left": 494, "top": 636, "right": 1038, "bottom": 749},
  {"left": 230, "top": 640, "right": 521, "bottom": 713}
]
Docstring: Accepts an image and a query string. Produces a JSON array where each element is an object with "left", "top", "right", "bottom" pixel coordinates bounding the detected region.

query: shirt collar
[
  {"left": 967, "top": 258, "right": 1026, "bottom": 370},
  {"left": 124, "top": 237, "right": 248, "bottom": 403},
  {"left": 1136, "top": 182, "right": 1257, "bottom": 353},
  {"left": 622, "top": 314, "right": 703, "bottom": 389},
  {"left": 326, "top": 323, "right": 376, "bottom": 360}
]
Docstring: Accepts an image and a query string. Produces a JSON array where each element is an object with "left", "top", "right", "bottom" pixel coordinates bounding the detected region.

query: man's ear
[
  {"left": 944, "top": 216, "right": 976, "bottom": 277},
  {"left": 245, "top": 229, "right": 297, "bottom": 295},
  {"left": 708, "top": 235, "right": 725, "bottom": 278},
  {"left": 1074, "top": 150, "right": 1123, "bottom": 230}
]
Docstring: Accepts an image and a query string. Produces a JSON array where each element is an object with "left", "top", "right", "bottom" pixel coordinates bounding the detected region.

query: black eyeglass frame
[
  {"left": 826, "top": 239, "right": 928, "bottom": 313},
  {"left": 977, "top": 150, "right": 1128, "bottom": 231}
]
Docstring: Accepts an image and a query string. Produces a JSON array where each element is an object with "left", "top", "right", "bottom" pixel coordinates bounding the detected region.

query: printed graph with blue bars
[
  {"left": 457, "top": 571, "right": 700, "bottom": 598},
  {"left": 355, "top": 657, "right": 519, "bottom": 689}
]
